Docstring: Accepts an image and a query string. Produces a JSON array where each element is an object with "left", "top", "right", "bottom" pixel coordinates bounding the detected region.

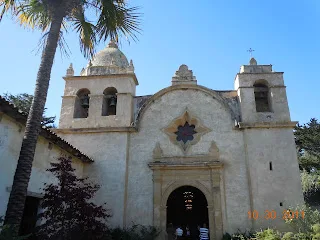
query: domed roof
[{"left": 89, "top": 41, "right": 129, "bottom": 68}]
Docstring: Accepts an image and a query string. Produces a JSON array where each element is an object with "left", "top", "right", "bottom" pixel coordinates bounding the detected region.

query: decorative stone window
[
  {"left": 163, "top": 109, "right": 211, "bottom": 152},
  {"left": 74, "top": 88, "right": 90, "bottom": 118},
  {"left": 102, "top": 87, "right": 117, "bottom": 116},
  {"left": 254, "top": 82, "right": 270, "bottom": 112}
]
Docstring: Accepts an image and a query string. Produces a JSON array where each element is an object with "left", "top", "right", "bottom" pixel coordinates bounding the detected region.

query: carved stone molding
[
  {"left": 151, "top": 141, "right": 220, "bottom": 163},
  {"left": 162, "top": 109, "right": 211, "bottom": 153},
  {"left": 153, "top": 142, "right": 163, "bottom": 159},
  {"left": 171, "top": 64, "right": 197, "bottom": 85},
  {"left": 209, "top": 141, "right": 220, "bottom": 160}
]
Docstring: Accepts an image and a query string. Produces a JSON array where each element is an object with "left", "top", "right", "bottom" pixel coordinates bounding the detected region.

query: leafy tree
[
  {"left": 301, "top": 169, "right": 320, "bottom": 195},
  {"left": 295, "top": 118, "right": 320, "bottom": 170},
  {"left": 36, "top": 156, "right": 110, "bottom": 240},
  {"left": 0, "top": 0, "right": 140, "bottom": 231},
  {"left": 3, "top": 92, "right": 56, "bottom": 128}
]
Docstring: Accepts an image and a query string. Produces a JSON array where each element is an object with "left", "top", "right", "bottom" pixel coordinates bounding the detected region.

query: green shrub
[
  {"left": 108, "top": 224, "right": 160, "bottom": 240},
  {"left": 256, "top": 228, "right": 281, "bottom": 240},
  {"left": 285, "top": 204, "right": 320, "bottom": 233},
  {"left": 222, "top": 232, "right": 232, "bottom": 240},
  {"left": 282, "top": 232, "right": 294, "bottom": 240},
  {"left": 312, "top": 224, "right": 320, "bottom": 240}
]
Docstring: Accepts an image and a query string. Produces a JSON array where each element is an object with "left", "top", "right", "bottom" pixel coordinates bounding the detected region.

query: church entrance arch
[{"left": 166, "top": 186, "right": 209, "bottom": 234}]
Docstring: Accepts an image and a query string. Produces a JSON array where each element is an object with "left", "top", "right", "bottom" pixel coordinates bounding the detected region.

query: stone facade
[
  {"left": 0, "top": 97, "right": 92, "bottom": 219},
  {"left": 4, "top": 41, "right": 302, "bottom": 239}
]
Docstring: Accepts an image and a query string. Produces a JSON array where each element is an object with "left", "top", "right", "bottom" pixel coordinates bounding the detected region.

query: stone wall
[
  {"left": 58, "top": 132, "right": 129, "bottom": 228},
  {"left": 244, "top": 128, "right": 304, "bottom": 231},
  {"left": 127, "top": 88, "right": 251, "bottom": 233},
  {"left": 0, "top": 114, "right": 84, "bottom": 218}
]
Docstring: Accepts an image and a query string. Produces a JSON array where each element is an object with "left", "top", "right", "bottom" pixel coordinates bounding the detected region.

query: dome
[{"left": 89, "top": 41, "right": 129, "bottom": 68}]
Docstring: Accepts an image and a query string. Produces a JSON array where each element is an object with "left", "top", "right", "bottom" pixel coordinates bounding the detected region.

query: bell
[
  {"left": 80, "top": 94, "right": 90, "bottom": 108},
  {"left": 109, "top": 96, "right": 117, "bottom": 107}
]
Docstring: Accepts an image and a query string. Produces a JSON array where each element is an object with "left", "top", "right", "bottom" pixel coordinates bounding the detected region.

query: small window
[
  {"left": 74, "top": 89, "right": 90, "bottom": 118},
  {"left": 102, "top": 87, "right": 117, "bottom": 116},
  {"left": 254, "top": 82, "right": 270, "bottom": 112},
  {"left": 269, "top": 161, "right": 273, "bottom": 171}
]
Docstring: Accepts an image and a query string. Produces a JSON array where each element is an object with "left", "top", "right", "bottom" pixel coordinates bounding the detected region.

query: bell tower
[
  {"left": 58, "top": 41, "right": 138, "bottom": 129},
  {"left": 234, "top": 57, "right": 303, "bottom": 230},
  {"left": 234, "top": 57, "right": 292, "bottom": 125}
]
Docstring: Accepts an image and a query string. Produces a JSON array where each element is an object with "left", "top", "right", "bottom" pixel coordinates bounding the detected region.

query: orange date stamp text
[{"left": 248, "top": 210, "right": 305, "bottom": 220}]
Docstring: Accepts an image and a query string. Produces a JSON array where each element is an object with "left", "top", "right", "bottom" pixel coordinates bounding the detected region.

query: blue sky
[{"left": 0, "top": 0, "right": 319, "bottom": 125}]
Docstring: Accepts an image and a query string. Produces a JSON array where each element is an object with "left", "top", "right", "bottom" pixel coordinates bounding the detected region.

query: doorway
[
  {"left": 167, "top": 186, "right": 208, "bottom": 234},
  {"left": 19, "top": 196, "right": 40, "bottom": 239}
]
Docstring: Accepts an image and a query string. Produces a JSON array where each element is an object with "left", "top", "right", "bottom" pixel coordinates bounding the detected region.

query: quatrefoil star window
[
  {"left": 175, "top": 122, "right": 197, "bottom": 144},
  {"left": 163, "top": 110, "right": 211, "bottom": 152}
]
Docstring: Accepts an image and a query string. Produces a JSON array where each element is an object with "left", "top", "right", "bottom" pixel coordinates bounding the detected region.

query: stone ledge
[
  {"left": 238, "top": 121, "right": 298, "bottom": 129},
  {"left": 63, "top": 73, "right": 139, "bottom": 85},
  {"left": 238, "top": 72, "right": 284, "bottom": 75},
  {"left": 237, "top": 85, "right": 286, "bottom": 89},
  {"left": 148, "top": 161, "right": 223, "bottom": 170},
  {"left": 53, "top": 126, "right": 138, "bottom": 134}
]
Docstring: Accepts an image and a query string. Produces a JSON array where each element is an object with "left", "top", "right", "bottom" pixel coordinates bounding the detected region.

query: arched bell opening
[
  {"left": 74, "top": 88, "right": 90, "bottom": 118},
  {"left": 254, "top": 80, "right": 271, "bottom": 112},
  {"left": 102, "top": 87, "right": 117, "bottom": 116},
  {"left": 166, "top": 186, "right": 209, "bottom": 237}
]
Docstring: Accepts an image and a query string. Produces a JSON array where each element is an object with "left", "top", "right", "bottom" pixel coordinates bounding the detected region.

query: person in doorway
[
  {"left": 167, "top": 223, "right": 175, "bottom": 240},
  {"left": 175, "top": 225, "right": 183, "bottom": 240},
  {"left": 185, "top": 225, "right": 191, "bottom": 239},
  {"left": 198, "top": 223, "right": 209, "bottom": 240}
]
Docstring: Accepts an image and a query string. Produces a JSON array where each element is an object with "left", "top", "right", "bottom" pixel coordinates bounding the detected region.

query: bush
[
  {"left": 256, "top": 229, "right": 281, "bottom": 240},
  {"left": 224, "top": 229, "right": 254, "bottom": 240},
  {"left": 312, "top": 224, "right": 320, "bottom": 240},
  {"left": 285, "top": 204, "right": 320, "bottom": 233},
  {"left": 222, "top": 232, "right": 232, "bottom": 240},
  {"left": 108, "top": 224, "right": 160, "bottom": 240},
  {"left": 282, "top": 232, "right": 294, "bottom": 240}
]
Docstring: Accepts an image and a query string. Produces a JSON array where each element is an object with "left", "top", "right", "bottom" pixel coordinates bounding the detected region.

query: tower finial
[
  {"left": 66, "top": 63, "right": 74, "bottom": 76},
  {"left": 247, "top": 48, "right": 255, "bottom": 58},
  {"left": 108, "top": 39, "right": 118, "bottom": 48}
]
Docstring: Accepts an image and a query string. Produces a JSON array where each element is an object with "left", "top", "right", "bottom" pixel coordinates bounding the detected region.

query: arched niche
[
  {"left": 74, "top": 88, "right": 90, "bottom": 118},
  {"left": 253, "top": 80, "right": 271, "bottom": 112},
  {"left": 102, "top": 87, "right": 118, "bottom": 116}
]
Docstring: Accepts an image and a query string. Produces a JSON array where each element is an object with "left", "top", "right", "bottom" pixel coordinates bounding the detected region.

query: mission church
[{"left": 0, "top": 41, "right": 304, "bottom": 239}]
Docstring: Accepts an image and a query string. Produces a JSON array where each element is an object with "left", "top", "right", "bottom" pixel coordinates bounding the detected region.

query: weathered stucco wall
[
  {"left": 0, "top": 115, "right": 84, "bottom": 218},
  {"left": 57, "top": 132, "right": 128, "bottom": 228},
  {"left": 245, "top": 128, "right": 304, "bottom": 231},
  {"left": 126, "top": 88, "right": 251, "bottom": 233}
]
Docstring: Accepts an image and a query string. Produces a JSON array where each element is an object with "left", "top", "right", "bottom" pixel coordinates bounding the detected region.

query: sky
[{"left": 0, "top": 0, "right": 319, "bottom": 125}]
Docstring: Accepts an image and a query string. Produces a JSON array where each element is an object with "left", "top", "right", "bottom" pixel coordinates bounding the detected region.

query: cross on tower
[{"left": 247, "top": 48, "right": 255, "bottom": 58}]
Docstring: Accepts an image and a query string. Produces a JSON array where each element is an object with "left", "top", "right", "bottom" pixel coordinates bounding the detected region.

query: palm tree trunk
[{"left": 4, "top": 13, "right": 64, "bottom": 232}]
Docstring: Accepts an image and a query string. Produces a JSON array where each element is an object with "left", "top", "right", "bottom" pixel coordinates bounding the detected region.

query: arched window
[
  {"left": 74, "top": 89, "right": 90, "bottom": 118},
  {"left": 254, "top": 82, "right": 270, "bottom": 112},
  {"left": 102, "top": 87, "right": 117, "bottom": 116}
]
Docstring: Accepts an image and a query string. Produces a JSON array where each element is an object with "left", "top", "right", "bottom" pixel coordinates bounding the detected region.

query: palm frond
[
  {"left": 70, "top": 6, "right": 96, "bottom": 58},
  {"left": 16, "top": 0, "right": 51, "bottom": 31},
  {"left": 0, "top": 0, "right": 20, "bottom": 21},
  {"left": 95, "top": 0, "right": 141, "bottom": 43}
]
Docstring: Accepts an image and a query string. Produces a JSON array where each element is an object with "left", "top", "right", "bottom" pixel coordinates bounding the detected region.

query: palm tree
[{"left": 0, "top": 0, "right": 140, "bottom": 232}]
